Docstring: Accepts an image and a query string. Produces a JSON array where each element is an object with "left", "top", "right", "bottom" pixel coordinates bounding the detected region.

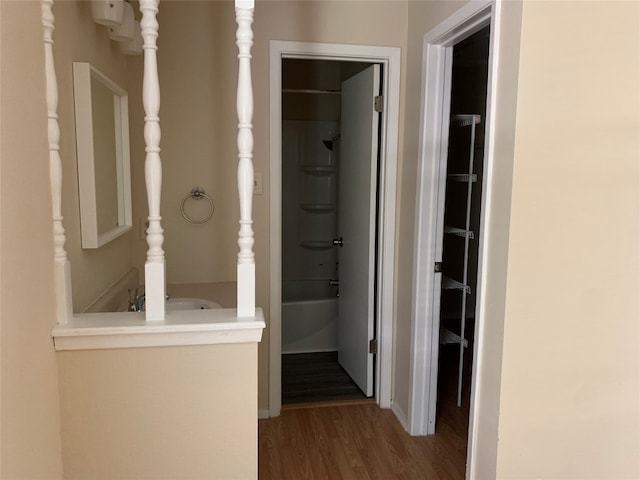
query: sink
[{"left": 165, "top": 298, "right": 222, "bottom": 311}]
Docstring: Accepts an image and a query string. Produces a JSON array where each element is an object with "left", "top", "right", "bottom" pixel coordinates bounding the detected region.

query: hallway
[{"left": 259, "top": 389, "right": 467, "bottom": 480}]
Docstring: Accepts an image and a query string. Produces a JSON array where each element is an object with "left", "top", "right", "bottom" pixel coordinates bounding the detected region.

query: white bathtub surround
[
  {"left": 281, "top": 280, "right": 338, "bottom": 353},
  {"left": 51, "top": 308, "right": 265, "bottom": 351},
  {"left": 282, "top": 298, "right": 337, "bottom": 354},
  {"left": 235, "top": 0, "right": 255, "bottom": 317},
  {"left": 281, "top": 121, "right": 339, "bottom": 281}
]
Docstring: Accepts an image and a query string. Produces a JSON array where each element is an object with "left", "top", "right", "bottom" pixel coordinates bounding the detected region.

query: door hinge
[
  {"left": 374, "top": 95, "right": 383, "bottom": 113},
  {"left": 369, "top": 338, "right": 378, "bottom": 354},
  {"left": 434, "top": 262, "right": 442, "bottom": 273}
]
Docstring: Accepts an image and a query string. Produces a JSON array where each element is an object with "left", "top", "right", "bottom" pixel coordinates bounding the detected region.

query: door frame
[
  {"left": 269, "top": 41, "right": 401, "bottom": 417},
  {"left": 408, "top": 0, "right": 495, "bottom": 444}
]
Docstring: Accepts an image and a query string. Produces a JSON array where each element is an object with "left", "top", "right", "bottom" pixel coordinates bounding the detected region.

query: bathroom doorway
[
  {"left": 280, "top": 59, "right": 380, "bottom": 404},
  {"left": 269, "top": 41, "right": 401, "bottom": 417}
]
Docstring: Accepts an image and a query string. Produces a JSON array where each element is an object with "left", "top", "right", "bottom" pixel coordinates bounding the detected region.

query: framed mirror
[{"left": 73, "top": 62, "right": 132, "bottom": 249}]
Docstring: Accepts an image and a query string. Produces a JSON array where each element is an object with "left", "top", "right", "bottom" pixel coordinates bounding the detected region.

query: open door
[{"left": 337, "top": 64, "right": 380, "bottom": 397}]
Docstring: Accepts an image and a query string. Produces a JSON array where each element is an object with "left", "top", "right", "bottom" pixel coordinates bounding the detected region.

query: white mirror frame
[{"left": 73, "top": 62, "right": 132, "bottom": 249}]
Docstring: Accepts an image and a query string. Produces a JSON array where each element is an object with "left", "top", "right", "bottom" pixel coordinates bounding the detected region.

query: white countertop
[{"left": 52, "top": 308, "right": 265, "bottom": 351}]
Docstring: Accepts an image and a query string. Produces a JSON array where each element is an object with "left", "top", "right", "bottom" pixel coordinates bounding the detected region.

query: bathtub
[{"left": 281, "top": 280, "right": 338, "bottom": 354}]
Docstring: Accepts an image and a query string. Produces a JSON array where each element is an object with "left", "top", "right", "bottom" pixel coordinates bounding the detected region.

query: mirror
[{"left": 73, "top": 62, "right": 132, "bottom": 248}]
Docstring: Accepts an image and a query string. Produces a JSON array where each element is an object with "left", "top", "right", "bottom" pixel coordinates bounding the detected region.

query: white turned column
[
  {"left": 42, "top": 0, "right": 73, "bottom": 325},
  {"left": 139, "top": 0, "right": 165, "bottom": 321},
  {"left": 235, "top": 0, "right": 255, "bottom": 318}
]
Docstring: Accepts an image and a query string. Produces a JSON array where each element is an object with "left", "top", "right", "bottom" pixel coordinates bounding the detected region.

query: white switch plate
[{"left": 254, "top": 173, "right": 264, "bottom": 195}]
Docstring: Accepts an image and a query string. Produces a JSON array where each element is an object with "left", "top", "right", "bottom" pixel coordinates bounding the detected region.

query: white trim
[
  {"left": 467, "top": 1, "right": 510, "bottom": 477},
  {"left": 52, "top": 308, "right": 265, "bottom": 351},
  {"left": 258, "top": 409, "right": 270, "bottom": 420},
  {"left": 269, "top": 41, "right": 401, "bottom": 417},
  {"left": 391, "top": 401, "right": 409, "bottom": 432},
  {"left": 408, "top": 0, "right": 493, "bottom": 438}
]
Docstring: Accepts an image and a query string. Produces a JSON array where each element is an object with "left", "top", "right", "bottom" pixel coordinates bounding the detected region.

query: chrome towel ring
[{"left": 181, "top": 187, "right": 214, "bottom": 224}]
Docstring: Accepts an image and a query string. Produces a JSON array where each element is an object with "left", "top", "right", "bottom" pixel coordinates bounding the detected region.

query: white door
[{"left": 337, "top": 64, "right": 380, "bottom": 397}]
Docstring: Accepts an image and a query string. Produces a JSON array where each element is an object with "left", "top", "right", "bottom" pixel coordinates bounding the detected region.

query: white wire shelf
[
  {"left": 451, "top": 114, "right": 481, "bottom": 127},
  {"left": 439, "top": 327, "right": 469, "bottom": 347},
  {"left": 448, "top": 173, "right": 477, "bottom": 183},
  {"left": 442, "top": 276, "right": 471, "bottom": 294},
  {"left": 444, "top": 226, "right": 474, "bottom": 239}
]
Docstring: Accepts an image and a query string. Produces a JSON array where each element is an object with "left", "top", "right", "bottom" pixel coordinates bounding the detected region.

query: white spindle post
[
  {"left": 42, "top": 0, "right": 73, "bottom": 325},
  {"left": 235, "top": 0, "right": 255, "bottom": 317},
  {"left": 139, "top": 0, "right": 166, "bottom": 321}
]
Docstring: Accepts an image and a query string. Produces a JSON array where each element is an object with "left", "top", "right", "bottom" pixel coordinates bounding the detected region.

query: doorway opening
[
  {"left": 435, "top": 24, "right": 491, "bottom": 441},
  {"left": 280, "top": 59, "right": 381, "bottom": 405},
  {"left": 269, "top": 41, "right": 401, "bottom": 418}
]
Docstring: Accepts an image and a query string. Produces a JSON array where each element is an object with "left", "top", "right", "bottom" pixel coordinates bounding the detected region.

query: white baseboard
[
  {"left": 391, "top": 400, "right": 409, "bottom": 431},
  {"left": 258, "top": 409, "right": 270, "bottom": 420}
]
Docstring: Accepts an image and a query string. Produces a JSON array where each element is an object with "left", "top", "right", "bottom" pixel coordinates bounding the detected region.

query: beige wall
[
  {"left": 53, "top": 1, "right": 134, "bottom": 312},
  {"left": 128, "top": 1, "right": 241, "bottom": 286},
  {"left": 0, "top": 2, "right": 63, "bottom": 478},
  {"left": 466, "top": 2, "right": 524, "bottom": 477},
  {"left": 395, "top": 0, "right": 471, "bottom": 422},
  {"left": 496, "top": 1, "right": 640, "bottom": 477},
  {"left": 137, "top": 0, "right": 409, "bottom": 411},
  {"left": 255, "top": 0, "right": 408, "bottom": 413},
  {"left": 3, "top": 1, "right": 638, "bottom": 478},
  {"left": 401, "top": 1, "right": 640, "bottom": 477},
  {"left": 58, "top": 344, "right": 259, "bottom": 479}
]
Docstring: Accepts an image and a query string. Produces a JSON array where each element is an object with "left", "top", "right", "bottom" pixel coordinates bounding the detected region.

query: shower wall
[{"left": 282, "top": 120, "right": 339, "bottom": 287}]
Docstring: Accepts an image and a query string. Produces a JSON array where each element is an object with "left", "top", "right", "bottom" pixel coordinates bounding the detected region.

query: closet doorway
[{"left": 435, "top": 24, "right": 491, "bottom": 433}]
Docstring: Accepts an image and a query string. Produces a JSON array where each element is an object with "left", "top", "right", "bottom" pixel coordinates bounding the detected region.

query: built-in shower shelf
[
  {"left": 442, "top": 276, "right": 471, "bottom": 294},
  {"left": 299, "top": 240, "right": 334, "bottom": 250},
  {"left": 300, "top": 203, "right": 335, "bottom": 213},
  {"left": 283, "top": 88, "right": 341, "bottom": 95},
  {"left": 301, "top": 165, "right": 337, "bottom": 176},
  {"left": 444, "top": 226, "right": 474, "bottom": 239},
  {"left": 448, "top": 173, "right": 477, "bottom": 183}
]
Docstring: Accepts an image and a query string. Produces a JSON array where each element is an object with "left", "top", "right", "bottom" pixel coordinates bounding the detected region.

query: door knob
[{"left": 333, "top": 237, "right": 344, "bottom": 247}]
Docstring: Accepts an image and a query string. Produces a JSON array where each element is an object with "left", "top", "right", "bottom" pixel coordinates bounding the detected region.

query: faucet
[
  {"left": 127, "top": 289, "right": 170, "bottom": 312},
  {"left": 127, "top": 288, "right": 146, "bottom": 312}
]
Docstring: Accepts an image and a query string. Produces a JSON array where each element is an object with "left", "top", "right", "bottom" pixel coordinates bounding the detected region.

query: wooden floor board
[
  {"left": 259, "top": 402, "right": 467, "bottom": 480},
  {"left": 262, "top": 346, "right": 471, "bottom": 479}
]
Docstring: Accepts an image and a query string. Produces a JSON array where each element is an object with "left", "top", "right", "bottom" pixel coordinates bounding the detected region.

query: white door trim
[
  {"left": 409, "top": 0, "right": 495, "bottom": 445},
  {"left": 269, "top": 41, "right": 401, "bottom": 417}
]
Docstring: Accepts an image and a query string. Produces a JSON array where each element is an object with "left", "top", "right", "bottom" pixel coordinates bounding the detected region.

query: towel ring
[{"left": 181, "top": 187, "right": 214, "bottom": 224}]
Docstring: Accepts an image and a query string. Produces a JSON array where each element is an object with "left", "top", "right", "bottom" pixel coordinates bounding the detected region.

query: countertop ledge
[{"left": 52, "top": 308, "right": 265, "bottom": 351}]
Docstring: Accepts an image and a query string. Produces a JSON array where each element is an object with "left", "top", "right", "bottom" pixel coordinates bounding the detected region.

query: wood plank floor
[
  {"left": 259, "top": 401, "right": 467, "bottom": 480},
  {"left": 260, "top": 348, "right": 471, "bottom": 479},
  {"left": 282, "top": 352, "right": 367, "bottom": 404}
]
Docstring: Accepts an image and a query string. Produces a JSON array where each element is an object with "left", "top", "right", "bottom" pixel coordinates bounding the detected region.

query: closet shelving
[{"left": 440, "top": 113, "right": 480, "bottom": 407}]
